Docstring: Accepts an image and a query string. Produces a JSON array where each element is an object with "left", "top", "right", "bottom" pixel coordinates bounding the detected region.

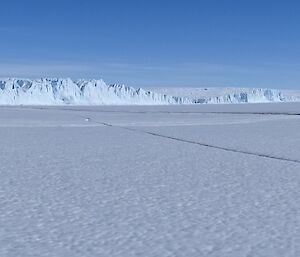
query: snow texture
[
  {"left": 0, "top": 78, "right": 300, "bottom": 105},
  {"left": 0, "top": 103, "right": 300, "bottom": 256}
]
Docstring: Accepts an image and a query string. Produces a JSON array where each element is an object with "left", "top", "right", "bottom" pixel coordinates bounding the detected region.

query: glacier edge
[{"left": 0, "top": 78, "right": 299, "bottom": 105}]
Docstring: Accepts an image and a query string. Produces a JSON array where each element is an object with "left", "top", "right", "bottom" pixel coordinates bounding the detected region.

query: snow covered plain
[{"left": 1, "top": 103, "right": 300, "bottom": 256}]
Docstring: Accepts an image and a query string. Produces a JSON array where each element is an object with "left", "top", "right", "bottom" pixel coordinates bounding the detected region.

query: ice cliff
[
  {"left": 0, "top": 78, "right": 299, "bottom": 105},
  {"left": 0, "top": 78, "right": 191, "bottom": 105},
  {"left": 193, "top": 88, "right": 293, "bottom": 104}
]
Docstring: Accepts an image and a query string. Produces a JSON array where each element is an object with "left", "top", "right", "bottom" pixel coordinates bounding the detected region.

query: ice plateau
[{"left": 0, "top": 78, "right": 299, "bottom": 105}]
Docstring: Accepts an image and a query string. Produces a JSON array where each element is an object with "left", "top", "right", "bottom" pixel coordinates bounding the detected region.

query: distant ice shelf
[
  {"left": 0, "top": 78, "right": 299, "bottom": 105},
  {"left": 0, "top": 78, "right": 191, "bottom": 105},
  {"left": 149, "top": 87, "right": 300, "bottom": 104}
]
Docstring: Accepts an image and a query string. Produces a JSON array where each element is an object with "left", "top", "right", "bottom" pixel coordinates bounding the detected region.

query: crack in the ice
[
  {"left": 9, "top": 106, "right": 299, "bottom": 164},
  {"left": 8, "top": 106, "right": 300, "bottom": 116},
  {"left": 89, "top": 118, "right": 300, "bottom": 165}
]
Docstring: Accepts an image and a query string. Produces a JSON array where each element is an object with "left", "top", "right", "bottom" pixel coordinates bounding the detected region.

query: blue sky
[{"left": 1, "top": 0, "right": 300, "bottom": 89}]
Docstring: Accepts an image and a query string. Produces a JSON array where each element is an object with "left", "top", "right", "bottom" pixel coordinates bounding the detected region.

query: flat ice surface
[{"left": 1, "top": 103, "right": 300, "bottom": 256}]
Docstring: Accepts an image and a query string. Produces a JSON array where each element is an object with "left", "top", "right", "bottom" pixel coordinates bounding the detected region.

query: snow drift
[{"left": 0, "top": 78, "right": 299, "bottom": 105}]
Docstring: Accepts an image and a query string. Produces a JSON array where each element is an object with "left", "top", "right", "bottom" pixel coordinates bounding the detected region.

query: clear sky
[{"left": 1, "top": 0, "right": 300, "bottom": 89}]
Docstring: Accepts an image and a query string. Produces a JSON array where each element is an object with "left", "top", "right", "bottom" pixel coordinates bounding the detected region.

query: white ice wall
[
  {"left": 0, "top": 78, "right": 192, "bottom": 105},
  {"left": 0, "top": 78, "right": 299, "bottom": 105}
]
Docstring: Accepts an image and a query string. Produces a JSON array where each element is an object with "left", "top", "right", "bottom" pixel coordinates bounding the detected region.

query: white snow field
[
  {"left": 1, "top": 78, "right": 300, "bottom": 105},
  {"left": 1, "top": 103, "right": 300, "bottom": 256}
]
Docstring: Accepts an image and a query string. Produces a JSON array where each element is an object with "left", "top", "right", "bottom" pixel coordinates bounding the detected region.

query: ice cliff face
[
  {"left": 0, "top": 78, "right": 191, "bottom": 105},
  {"left": 0, "top": 78, "right": 299, "bottom": 105},
  {"left": 148, "top": 87, "right": 300, "bottom": 104},
  {"left": 193, "top": 89, "right": 288, "bottom": 104}
]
